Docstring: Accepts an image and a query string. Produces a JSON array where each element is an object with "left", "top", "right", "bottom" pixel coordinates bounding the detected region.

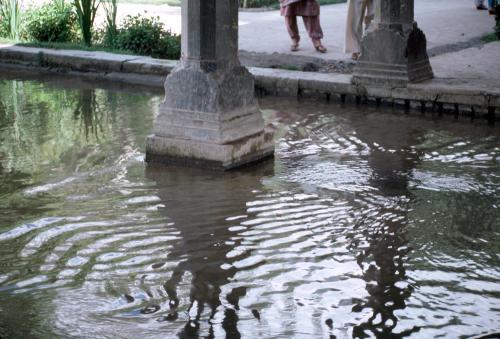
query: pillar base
[
  {"left": 146, "top": 56, "right": 275, "bottom": 170},
  {"left": 146, "top": 130, "right": 275, "bottom": 170},
  {"left": 353, "top": 23, "right": 433, "bottom": 87}
]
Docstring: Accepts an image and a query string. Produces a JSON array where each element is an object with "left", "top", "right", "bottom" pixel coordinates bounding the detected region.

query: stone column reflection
[
  {"left": 145, "top": 163, "right": 273, "bottom": 337},
  {"left": 146, "top": 0, "right": 274, "bottom": 170},
  {"left": 353, "top": 0, "right": 434, "bottom": 86},
  {"left": 343, "top": 115, "right": 423, "bottom": 338}
]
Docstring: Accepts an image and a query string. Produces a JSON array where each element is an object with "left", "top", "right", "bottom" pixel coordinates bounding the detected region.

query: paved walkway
[
  {"left": 114, "top": 0, "right": 495, "bottom": 60},
  {"left": 12, "top": 0, "right": 499, "bottom": 105}
]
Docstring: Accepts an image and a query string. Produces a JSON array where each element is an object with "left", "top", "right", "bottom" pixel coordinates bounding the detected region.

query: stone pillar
[
  {"left": 146, "top": 0, "right": 274, "bottom": 170},
  {"left": 352, "top": 0, "right": 433, "bottom": 86}
]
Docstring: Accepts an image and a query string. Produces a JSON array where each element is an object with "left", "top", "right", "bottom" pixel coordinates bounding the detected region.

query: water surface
[{"left": 0, "top": 75, "right": 499, "bottom": 338}]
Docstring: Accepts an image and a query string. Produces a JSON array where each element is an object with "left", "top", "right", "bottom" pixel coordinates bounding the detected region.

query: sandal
[
  {"left": 290, "top": 39, "right": 299, "bottom": 52},
  {"left": 313, "top": 39, "right": 327, "bottom": 53},
  {"left": 314, "top": 44, "right": 327, "bottom": 53}
]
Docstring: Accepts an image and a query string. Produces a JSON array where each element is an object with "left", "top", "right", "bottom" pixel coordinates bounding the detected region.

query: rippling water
[{"left": 0, "top": 75, "right": 499, "bottom": 339}]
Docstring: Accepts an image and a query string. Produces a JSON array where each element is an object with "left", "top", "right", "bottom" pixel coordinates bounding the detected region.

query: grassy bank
[{"left": 481, "top": 33, "right": 498, "bottom": 43}]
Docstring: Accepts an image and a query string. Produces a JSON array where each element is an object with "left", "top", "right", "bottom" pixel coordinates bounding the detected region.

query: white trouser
[{"left": 344, "top": 0, "right": 375, "bottom": 54}]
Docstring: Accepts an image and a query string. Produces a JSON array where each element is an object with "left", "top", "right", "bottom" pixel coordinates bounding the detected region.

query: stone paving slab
[
  {"left": 0, "top": 45, "right": 141, "bottom": 72},
  {"left": 122, "top": 58, "right": 178, "bottom": 76},
  {"left": 0, "top": 45, "right": 178, "bottom": 77}
]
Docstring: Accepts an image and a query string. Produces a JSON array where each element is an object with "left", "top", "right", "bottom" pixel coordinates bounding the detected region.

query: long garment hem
[
  {"left": 344, "top": 0, "right": 374, "bottom": 54},
  {"left": 280, "top": 0, "right": 324, "bottom": 41}
]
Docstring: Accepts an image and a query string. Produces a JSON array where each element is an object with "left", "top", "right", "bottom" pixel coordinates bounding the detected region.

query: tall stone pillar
[
  {"left": 146, "top": 0, "right": 274, "bottom": 170},
  {"left": 352, "top": 0, "right": 433, "bottom": 86}
]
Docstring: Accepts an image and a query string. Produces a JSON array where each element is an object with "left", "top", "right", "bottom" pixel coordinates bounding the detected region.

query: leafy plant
[
  {"left": 54, "top": 0, "right": 66, "bottom": 11},
  {"left": 73, "top": 0, "right": 100, "bottom": 46},
  {"left": 24, "top": 2, "right": 77, "bottom": 43},
  {"left": 102, "top": 0, "right": 118, "bottom": 46},
  {"left": 115, "top": 14, "right": 181, "bottom": 59},
  {"left": 0, "top": 0, "right": 21, "bottom": 40}
]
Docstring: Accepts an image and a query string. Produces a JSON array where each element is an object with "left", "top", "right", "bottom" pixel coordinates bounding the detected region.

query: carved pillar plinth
[
  {"left": 352, "top": 0, "right": 433, "bottom": 86},
  {"left": 146, "top": 0, "right": 274, "bottom": 170}
]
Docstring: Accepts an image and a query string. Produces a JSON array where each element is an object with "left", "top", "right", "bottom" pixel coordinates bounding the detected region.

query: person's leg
[
  {"left": 365, "top": 0, "right": 375, "bottom": 31},
  {"left": 285, "top": 15, "right": 300, "bottom": 51},
  {"left": 488, "top": 0, "right": 495, "bottom": 13},
  {"left": 488, "top": 0, "right": 497, "bottom": 15},
  {"left": 303, "top": 16, "right": 326, "bottom": 52},
  {"left": 345, "top": 0, "right": 365, "bottom": 59}
]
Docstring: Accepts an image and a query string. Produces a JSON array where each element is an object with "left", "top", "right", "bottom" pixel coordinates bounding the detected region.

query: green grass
[
  {"left": 18, "top": 41, "right": 134, "bottom": 55},
  {"left": 277, "top": 64, "right": 300, "bottom": 71},
  {"left": 481, "top": 33, "right": 498, "bottom": 43},
  {"left": 318, "top": 0, "right": 346, "bottom": 5}
]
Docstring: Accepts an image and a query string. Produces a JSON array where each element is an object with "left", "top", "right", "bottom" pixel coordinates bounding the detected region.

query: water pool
[{"left": 0, "top": 74, "right": 499, "bottom": 338}]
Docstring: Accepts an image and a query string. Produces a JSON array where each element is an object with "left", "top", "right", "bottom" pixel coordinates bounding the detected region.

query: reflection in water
[
  {"left": 0, "top": 77, "right": 499, "bottom": 338},
  {"left": 145, "top": 164, "right": 273, "bottom": 338},
  {"left": 346, "top": 114, "right": 420, "bottom": 338},
  {"left": 73, "top": 89, "right": 102, "bottom": 140}
]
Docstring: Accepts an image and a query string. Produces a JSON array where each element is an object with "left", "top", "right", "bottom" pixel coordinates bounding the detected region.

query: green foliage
[
  {"left": 73, "top": 0, "right": 100, "bottom": 46},
  {"left": 24, "top": 2, "right": 78, "bottom": 43},
  {"left": 54, "top": 0, "right": 66, "bottom": 11},
  {"left": 115, "top": 14, "right": 181, "bottom": 59},
  {"left": 481, "top": 33, "right": 497, "bottom": 43},
  {"left": 102, "top": 0, "right": 118, "bottom": 47},
  {"left": 0, "top": 0, "right": 21, "bottom": 40}
]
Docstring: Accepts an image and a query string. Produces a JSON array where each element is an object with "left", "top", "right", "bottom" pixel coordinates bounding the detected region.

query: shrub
[
  {"left": 115, "top": 14, "right": 181, "bottom": 59},
  {"left": 24, "top": 3, "right": 77, "bottom": 43},
  {"left": 0, "top": 0, "right": 21, "bottom": 40},
  {"left": 73, "top": 0, "right": 100, "bottom": 46},
  {"left": 102, "top": 0, "right": 118, "bottom": 47}
]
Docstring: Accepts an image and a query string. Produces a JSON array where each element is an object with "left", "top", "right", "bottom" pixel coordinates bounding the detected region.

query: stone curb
[
  {"left": 0, "top": 44, "right": 499, "bottom": 111},
  {"left": 0, "top": 44, "right": 176, "bottom": 76}
]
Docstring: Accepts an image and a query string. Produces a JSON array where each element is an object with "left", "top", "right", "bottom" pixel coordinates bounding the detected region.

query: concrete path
[
  {"left": 430, "top": 41, "right": 500, "bottom": 91},
  {"left": 114, "top": 0, "right": 496, "bottom": 60}
]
